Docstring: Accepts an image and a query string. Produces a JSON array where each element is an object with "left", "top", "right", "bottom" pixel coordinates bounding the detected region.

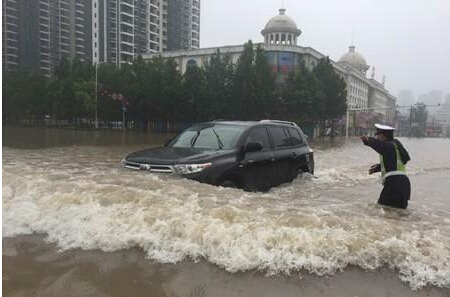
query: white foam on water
[{"left": 2, "top": 145, "right": 450, "bottom": 291}]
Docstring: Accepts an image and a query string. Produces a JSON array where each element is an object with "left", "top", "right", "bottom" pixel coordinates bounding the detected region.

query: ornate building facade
[{"left": 143, "top": 8, "right": 396, "bottom": 125}]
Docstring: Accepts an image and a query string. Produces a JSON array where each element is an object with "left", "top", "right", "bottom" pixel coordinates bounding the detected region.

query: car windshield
[{"left": 168, "top": 124, "right": 244, "bottom": 150}]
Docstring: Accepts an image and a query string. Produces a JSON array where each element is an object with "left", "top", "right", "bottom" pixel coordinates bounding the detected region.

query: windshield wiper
[
  {"left": 190, "top": 130, "right": 200, "bottom": 147},
  {"left": 212, "top": 129, "right": 224, "bottom": 149}
]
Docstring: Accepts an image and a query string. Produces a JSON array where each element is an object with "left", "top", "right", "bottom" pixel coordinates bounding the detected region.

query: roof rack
[{"left": 259, "top": 119, "right": 298, "bottom": 127}]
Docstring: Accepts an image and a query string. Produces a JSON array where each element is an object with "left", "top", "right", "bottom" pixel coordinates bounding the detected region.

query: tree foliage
[
  {"left": 3, "top": 41, "right": 348, "bottom": 128},
  {"left": 410, "top": 102, "right": 428, "bottom": 137}
]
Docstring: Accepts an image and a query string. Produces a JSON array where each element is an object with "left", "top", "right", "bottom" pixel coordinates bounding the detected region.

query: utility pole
[
  {"left": 409, "top": 105, "right": 413, "bottom": 138},
  {"left": 345, "top": 110, "right": 349, "bottom": 138},
  {"left": 95, "top": 63, "right": 98, "bottom": 129}
]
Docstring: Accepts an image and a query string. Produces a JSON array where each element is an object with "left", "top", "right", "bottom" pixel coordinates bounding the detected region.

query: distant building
[
  {"left": 3, "top": 0, "right": 201, "bottom": 74},
  {"left": 166, "top": 0, "right": 200, "bottom": 50},
  {"left": 2, "top": 0, "right": 92, "bottom": 76},
  {"left": 143, "top": 8, "right": 396, "bottom": 124},
  {"left": 418, "top": 90, "right": 443, "bottom": 115},
  {"left": 435, "top": 94, "right": 450, "bottom": 125},
  {"left": 93, "top": 0, "right": 200, "bottom": 66}
]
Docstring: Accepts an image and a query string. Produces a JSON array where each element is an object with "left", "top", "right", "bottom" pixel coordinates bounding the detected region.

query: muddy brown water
[{"left": 3, "top": 127, "right": 450, "bottom": 296}]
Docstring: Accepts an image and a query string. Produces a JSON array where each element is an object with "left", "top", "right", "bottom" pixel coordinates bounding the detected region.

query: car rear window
[
  {"left": 287, "top": 127, "right": 304, "bottom": 146},
  {"left": 269, "top": 127, "right": 290, "bottom": 148}
]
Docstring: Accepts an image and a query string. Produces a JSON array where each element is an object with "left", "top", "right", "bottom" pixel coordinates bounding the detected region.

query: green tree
[
  {"left": 313, "top": 57, "right": 347, "bottom": 120},
  {"left": 162, "top": 57, "right": 183, "bottom": 120},
  {"left": 282, "top": 64, "right": 325, "bottom": 122},
  {"left": 253, "top": 45, "right": 276, "bottom": 118},
  {"left": 202, "top": 50, "right": 234, "bottom": 120},
  {"left": 313, "top": 57, "right": 347, "bottom": 135},
  {"left": 411, "top": 102, "right": 428, "bottom": 137},
  {"left": 96, "top": 63, "right": 123, "bottom": 121},
  {"left": 74, "top": 80, "right": 95, "bottom": 117},
  {"left": 182, "top": 64, "right": 205, "bottom": 120},
  {"left": 233, "top": 40, "right": 255, "bottom": 119},
  {"left": 2, "top": 70, "right": 49, "bottom": 122}
]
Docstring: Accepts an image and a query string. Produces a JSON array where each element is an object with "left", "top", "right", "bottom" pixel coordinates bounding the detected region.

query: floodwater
[{"left": 2, "top": 127, "right": 450, "bottom": 296}]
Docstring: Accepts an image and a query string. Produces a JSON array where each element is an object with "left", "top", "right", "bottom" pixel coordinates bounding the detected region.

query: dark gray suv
[{"left": 122, "top": 120, "right": 314, "bottom": 191}]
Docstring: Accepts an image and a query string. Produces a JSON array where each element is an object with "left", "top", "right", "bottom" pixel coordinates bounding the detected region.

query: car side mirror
[{"left": 245, "top": 141, "right": 263, "bottom": 153}]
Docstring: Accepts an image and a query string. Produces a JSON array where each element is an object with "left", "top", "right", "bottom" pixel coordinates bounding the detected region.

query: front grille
[{"left": 123, "top": 161, "right": 174, "bottom": 173}]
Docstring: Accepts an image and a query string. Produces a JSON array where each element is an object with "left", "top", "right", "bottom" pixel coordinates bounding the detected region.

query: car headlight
[{"left": 174, "top": 163, "right": 212, "bottom": 175}]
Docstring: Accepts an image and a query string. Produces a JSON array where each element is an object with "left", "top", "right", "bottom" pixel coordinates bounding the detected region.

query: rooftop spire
[{"left": 351, "top": 30, "right": 354, "bottom": 46}]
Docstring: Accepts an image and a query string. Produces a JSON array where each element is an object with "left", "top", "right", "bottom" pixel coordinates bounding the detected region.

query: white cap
[{"left": 374, "top": 123, "right": 395, "bottom": 131}]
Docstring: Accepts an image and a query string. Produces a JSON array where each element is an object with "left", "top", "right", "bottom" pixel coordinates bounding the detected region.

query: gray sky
[{"left": 200, "top": 0, "right": 450, "bottom": 98}]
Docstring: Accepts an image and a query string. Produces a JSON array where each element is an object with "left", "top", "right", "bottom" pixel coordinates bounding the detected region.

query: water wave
[{"left": 3, "top": 144, "right": 450, "bottom": 290}]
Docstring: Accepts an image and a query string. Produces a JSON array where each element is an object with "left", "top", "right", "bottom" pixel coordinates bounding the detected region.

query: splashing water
[{"left": 3, "top": 137, "right": 450, "bottom": 290}]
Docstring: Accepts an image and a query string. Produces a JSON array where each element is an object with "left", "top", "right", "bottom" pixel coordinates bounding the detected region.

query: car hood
[{"left": 125, "top": 147, "right": 231, "bottom": 165}]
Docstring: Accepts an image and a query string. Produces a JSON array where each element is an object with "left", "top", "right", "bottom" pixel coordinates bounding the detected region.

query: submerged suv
[{"left": 122, "top": 120, "right": 314, "bottom": 191}]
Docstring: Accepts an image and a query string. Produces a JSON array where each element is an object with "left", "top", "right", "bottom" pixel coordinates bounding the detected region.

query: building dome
[
  {"left": 338, "top": 45, "right": 370, "bottom": 73},
  {"left": 261, "top": 9, "right": 301, "bottom": 45},
  {"left": 263, "top": 8, "right": 300, "bottom": 34}
]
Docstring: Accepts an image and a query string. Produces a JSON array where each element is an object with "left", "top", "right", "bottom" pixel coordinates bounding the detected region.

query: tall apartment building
[
  {"left": 93, "top": 0, "right": 200, "bottom": 66},
  {"left": 3, "top": 0, "right": 20, "bottom": 70},
  {"left": 2, "top": 0, "right": 92, "bottom": 76},
  {"left": 166, "top": 0, "right": 200, "bottom": 50},
  {"left": 3, "top": 0, "right": 201, "bottom": 74}
]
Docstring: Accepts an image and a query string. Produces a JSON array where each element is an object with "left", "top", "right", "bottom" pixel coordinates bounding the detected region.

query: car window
[
  {"left": 287, "top": 127, "right": 304, "bottom": 146},
  {"left": 169, "top": 125, "right": 244, "bottom": 150},
  {"left": 245, "top": 127, "right": 271, "bottom": 151},
  {"left": 268, "top": 126, "right": 290, "bottom": 148}
]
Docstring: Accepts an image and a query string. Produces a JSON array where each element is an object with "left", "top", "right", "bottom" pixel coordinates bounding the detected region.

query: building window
[{"left": 186, "top": 59, "right": 197, "bottom": 68}]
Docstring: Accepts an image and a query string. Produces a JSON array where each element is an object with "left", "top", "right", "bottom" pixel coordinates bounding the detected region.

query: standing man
[{"left": 361, "top": 124, "right": 411, "bottom": 209}]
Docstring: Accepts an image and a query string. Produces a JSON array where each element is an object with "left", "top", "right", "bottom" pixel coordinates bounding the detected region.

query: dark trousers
[{"left": 378, "top": 175, "right": 411, "bottom": 209}]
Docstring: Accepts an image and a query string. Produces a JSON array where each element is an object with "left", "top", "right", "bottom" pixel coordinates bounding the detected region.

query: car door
[
  {"left": 239, "top": 127, "right": 276, "bottom": 191},
  {"left": 268, "top": 126, "right": 293, "bottom": 184}
]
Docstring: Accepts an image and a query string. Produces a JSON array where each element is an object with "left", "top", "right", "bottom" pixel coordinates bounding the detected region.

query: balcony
[{"left": 120, "top": 0, "right": 134, "bottom": 8}]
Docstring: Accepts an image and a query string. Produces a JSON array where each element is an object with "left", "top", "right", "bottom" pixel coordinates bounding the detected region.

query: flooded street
[{"left": 2, "top": 127, "right": 450, "bottom": 296}]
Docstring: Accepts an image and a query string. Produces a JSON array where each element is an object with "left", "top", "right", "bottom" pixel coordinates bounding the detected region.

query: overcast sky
[{"left": 200, "top": 0, "right": 450, "bottom": 98}]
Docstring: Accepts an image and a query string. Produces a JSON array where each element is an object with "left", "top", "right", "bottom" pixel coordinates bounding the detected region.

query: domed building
[
  {"left": 261, "top": 8, "right": 301, "bottom": 46},
  {"left": 338, "top": 45, "right": 370, "bottom": 74},
  {"left": 143, "top": 7, "right": 396, "bottom": 127}
]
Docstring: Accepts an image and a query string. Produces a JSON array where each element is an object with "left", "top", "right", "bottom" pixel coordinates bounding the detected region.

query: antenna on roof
[{"left": 351, "top": 29, "right": 354, "bottom": 46}]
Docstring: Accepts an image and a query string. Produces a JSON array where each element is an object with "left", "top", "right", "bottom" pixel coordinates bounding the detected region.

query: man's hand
[
  {"left": 360, "top": 135, "right": 368, "bottom": 142},
  {"left": 369, "top": 164, "right": 380, "bottom": 174}
]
